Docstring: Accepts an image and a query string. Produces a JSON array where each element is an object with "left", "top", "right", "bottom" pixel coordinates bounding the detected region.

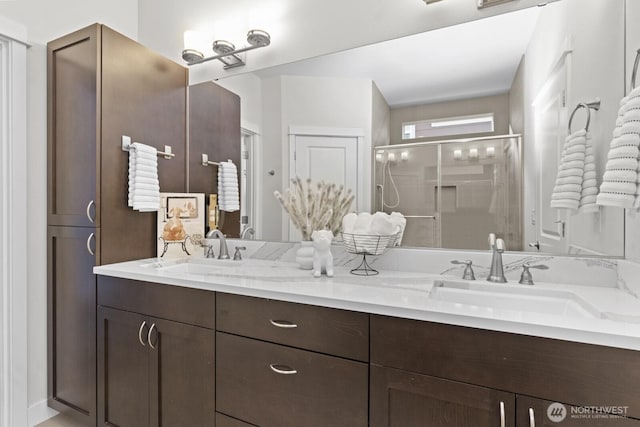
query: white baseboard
[{"left": 28, "top": 400, "right": 58, "bottom": 427}]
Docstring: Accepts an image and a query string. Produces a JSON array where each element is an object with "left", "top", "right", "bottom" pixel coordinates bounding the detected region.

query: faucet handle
[
  {"left": 233, "top": 246, "right": 247, "bottom": 261},
  {"left": 451, "top": 260, "right": 476, "bottom": 280},
  {"left": 518, "top": 263, "right": 549, "bottom": 285},
  {"left": 201, "top": 243, "right": 215, "bottom": 258}
]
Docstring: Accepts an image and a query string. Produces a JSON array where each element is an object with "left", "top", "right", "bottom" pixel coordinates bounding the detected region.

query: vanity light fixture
[
  {"left": 486, "top": 146, "right": 496, "bottom": 158},
  {"left": 400, "top": 151, "right": 409, "bottom": 161},
  {"left": 469, "top": 148, "right": 479, "bottom": 160},
  {"left": 182, "top": 29, "right": 271, "bottom": 68},
  {"left": 453, "top": 149, "right": 463, "bottom": 160},
  {"left": 375, "top": 151, "right": 385, "bottom": 163},
  {"left": 387, "top": 152, "right": 397, "bottom": 162}
]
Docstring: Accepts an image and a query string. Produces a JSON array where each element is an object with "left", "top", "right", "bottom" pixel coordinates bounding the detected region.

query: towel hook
[
  {"left": 567, "top": 99, "right": 601, "bottom": 133},
  {"left": 631, "top": 48, "right": 640, "bottom": 92}
]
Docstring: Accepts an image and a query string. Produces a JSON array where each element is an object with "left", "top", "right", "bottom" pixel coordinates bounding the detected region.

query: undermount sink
[{"left": 429, "top": 280, "right": 602, "bottom": 319}]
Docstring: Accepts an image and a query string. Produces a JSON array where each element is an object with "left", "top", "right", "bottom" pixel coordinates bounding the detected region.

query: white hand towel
[
  {"left": 551, "top": 131, "right": 587, "bottom": 212},
  {"left": 217, "top": 160, "right": 239, "bottom": 212},
  {"left": 128, "top": 142, "right": 160, "bottom": 212}
]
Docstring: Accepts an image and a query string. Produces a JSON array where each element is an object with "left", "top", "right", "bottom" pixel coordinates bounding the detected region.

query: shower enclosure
[{"left": 374, "top": 134, "right": 522, "bottom": 251}]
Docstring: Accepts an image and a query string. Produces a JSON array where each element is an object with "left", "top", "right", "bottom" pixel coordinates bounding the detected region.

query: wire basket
[{"left": 341, "top": 232, "right": 399, "bottom": 276}]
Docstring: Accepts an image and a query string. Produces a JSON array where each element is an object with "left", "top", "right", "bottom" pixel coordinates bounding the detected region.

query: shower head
[{"left": 247, "top": 29, "right": 271, "bottom": 47}]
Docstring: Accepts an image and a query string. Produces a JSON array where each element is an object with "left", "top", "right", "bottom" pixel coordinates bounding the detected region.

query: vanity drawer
[
  {"left": 97, "top": 276, "right": 215, "bottom": 329},
  {"left": 371, "top": 315, "right": 640, "bottom": 419},
  {"left": 216, "top": 332, "right": 368, "bottom": 427},
  {"left": 216, "top": 293, "right": 369, "bottom": 361}
]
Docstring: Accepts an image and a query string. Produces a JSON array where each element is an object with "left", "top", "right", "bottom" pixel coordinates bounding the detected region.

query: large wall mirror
[{"left": 215, "top": 0, "right": 625, "bottom": 257}]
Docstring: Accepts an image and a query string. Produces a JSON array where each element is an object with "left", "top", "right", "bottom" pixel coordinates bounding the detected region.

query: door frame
[
  {"left": 241, "top": 122, "right": 261, "bottom": 239},
  {"left": 0, "top": 17, "right": 29, "bottom": 427},
  {"left": 287, "top": 126, "right": 365, "bottom": 241}
]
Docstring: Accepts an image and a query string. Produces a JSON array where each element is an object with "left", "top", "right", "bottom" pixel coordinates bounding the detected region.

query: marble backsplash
[{"left": 204, "top": 238, "right": 635, "bottom": 290}]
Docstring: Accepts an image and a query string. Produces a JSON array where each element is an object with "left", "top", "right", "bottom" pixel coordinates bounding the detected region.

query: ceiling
[{"left": 254, "top": 5, "right": 541, "bottom": 108}]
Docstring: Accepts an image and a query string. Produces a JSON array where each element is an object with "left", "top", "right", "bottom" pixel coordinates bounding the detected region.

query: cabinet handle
[
  {"left": 86, "top": 200, "right": 96, "bottom": 223},
  {"left": 499, "top": 401, "right": 505, "bottom": 427},
  {"left": 86, "top": 233, "right": 95, "bottom": 256},
  {"left": 269, "top": 319, "right": 298, "bottom": 329},
  {"left": 147, "top": 323, "right": 156, "bottom": 349},
  {"left": 528, "top": 408, "right": 535, "bottom": 427},
  {"left": 269, "top": 364, "right": 297, "bottom": 375},
  {"left": 138, "top": 321, "right": 147, "bottom": 347}
]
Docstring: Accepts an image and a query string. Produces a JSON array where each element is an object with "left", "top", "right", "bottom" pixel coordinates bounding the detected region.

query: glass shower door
[{"left": 374, "top": 144, "right": 439, "bottom": 247}]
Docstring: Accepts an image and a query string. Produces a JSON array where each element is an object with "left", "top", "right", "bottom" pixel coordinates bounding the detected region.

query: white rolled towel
[
  {"left": 370, "top": 212, "right": 396, "bottom": 235},
  {"left": 353, "top": 212, "right": 372, "bottom": 234},
  {"left": 342, "top": 213, "right": 357, "bottom": 234},
  {"left": 390, "top": 212, "right": 406, "bottom": 245}
]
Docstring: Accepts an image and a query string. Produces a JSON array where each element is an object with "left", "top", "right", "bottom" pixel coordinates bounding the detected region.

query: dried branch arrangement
[{"left": 274, "top": 177, "right": 355, "bottom": 240}]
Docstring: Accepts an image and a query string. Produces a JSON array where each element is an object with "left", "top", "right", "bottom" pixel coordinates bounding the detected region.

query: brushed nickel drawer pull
[
  {"left": 500, "top": 401, "right": 505, "bottom": 427},
  {"left": 528, "top": 408, "right": 535, "bottom": 427},
  {"left": 86, "top": 233, "right": 95, "bottom": 256},
  {"left": 147, "top": 323, "right": 157, "bottom": 349},
  {"left": 138, "top": 321, "right": 147, "bottom": 347},
  {"left": 269, "top": 364, "right": 297, "bottom": 375},
  {"left": 86, "top": 200, "right": 96, "bottom": 223},
  {"left": 269, "top": 319, "right": 298, "bottom": 329}
]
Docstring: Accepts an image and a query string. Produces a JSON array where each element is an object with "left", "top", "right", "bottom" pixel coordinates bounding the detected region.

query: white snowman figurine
[{"left": 311, "top": 230, "right": 334, "bottom": 278}]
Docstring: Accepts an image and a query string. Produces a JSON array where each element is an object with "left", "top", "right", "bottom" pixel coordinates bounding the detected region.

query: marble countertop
[{"left": 94, "top": 256, "right": 640, "bottom": 351}]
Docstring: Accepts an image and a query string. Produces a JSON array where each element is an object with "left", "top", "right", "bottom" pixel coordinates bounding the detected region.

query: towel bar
[
  {"left": 201, "top": 154, "right": 220, "bottom": 167},
  {"left": 121, "top": 136, "right": 175, "bottom": 159},
  {"left": 202, "top": 154, "right": 235, "bottom": 167},
  {"left": 568, "top": 99, "right": 601, "bottom": 133},
  {"left": 631, "top": 48, "right": 640, "bottom": 91}
]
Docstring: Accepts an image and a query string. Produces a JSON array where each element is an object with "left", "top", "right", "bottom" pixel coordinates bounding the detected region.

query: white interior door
[
  {"left": 533, "top": 57, "right": 569, "bottom": 253},
  {"left": 289, "top": 131, "right": 359, "bottom": 240}
]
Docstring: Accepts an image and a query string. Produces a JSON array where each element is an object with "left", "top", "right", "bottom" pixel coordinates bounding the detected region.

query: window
[{"left": 401, "top": 113, "right": 495, "bottom": 140}]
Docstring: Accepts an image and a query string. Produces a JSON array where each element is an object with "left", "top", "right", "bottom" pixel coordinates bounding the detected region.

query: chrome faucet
[
  {"left": 487, "top": 233, "right": 507, "bottom": 283},
  {"left": 450, "top": 260, "right": 476, "bottom": 280},
  {"left": 240, "top": 226, "right": 255, "bottom": 239},
  {"left": 205, "top": 229, "right": 230, "bottom": 259},
  {"left": 518, "top": 263, "right": 549, "bottom": 285}
]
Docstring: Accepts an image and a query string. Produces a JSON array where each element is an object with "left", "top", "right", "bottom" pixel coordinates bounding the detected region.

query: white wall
[
  {"left": 521, "top": 0, "right": 625, "bottom": 256},
  {"left": 0, "top": 2, "right": 138, "bottom": 425},
  {"left": 138, "top": 0, "right": 553, "bottom": 85},
  {"left": 245, "top": 75, "right": 375, "bottom": 240}
]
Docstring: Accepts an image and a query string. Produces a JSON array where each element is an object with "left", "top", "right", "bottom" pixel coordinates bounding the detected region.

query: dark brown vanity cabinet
[
  {"left": 215, "top": 293, "right": 369, "bottom": 427},
  {"left": 370, "top": 365, "right": 515, "bottom": 427},
  {"left": 97, "top": 277, "right": 216, "bottom": 427},
  {"left": 47, "top": 23, "right": 188, "bottom": 424},
  {"left": 371, "top": 315, "right": 640, "bottom": 425}
]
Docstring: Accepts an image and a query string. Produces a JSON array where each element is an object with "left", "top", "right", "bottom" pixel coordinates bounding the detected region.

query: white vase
[{"left": 295, "top": 241, "right": 314, "bottom": 270}]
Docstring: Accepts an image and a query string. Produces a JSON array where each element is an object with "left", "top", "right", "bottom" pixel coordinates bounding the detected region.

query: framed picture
[{"left": 157, "top": 193, "right": 205, "bottom": 258}]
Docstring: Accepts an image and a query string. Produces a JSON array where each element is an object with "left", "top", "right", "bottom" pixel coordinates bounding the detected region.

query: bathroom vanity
[{"left": 94, "top": 254, "right": 640, "bottom": 426}]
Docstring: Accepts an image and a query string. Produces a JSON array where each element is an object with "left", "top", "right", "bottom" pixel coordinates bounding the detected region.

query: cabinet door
[
  {"left": 370, "top": 365, "right": 515, "bottom": 427},
  {"left": 47, "top": 225, "right": 98, "bottom": 425},
  {"left": 97, "top": 306, "right": 150, "bottom": 427},
  {"left": 517, "top": 396, "right": 640, "bottom": 426},
  {"left": 47, "top": 24, "right": 100, "bottom": 227},
  {"left": 147, "top": 316, "right": 215, "bottom": 427},
  {"left": 189, "top": 81, "right": 241, "bottom": 237}
]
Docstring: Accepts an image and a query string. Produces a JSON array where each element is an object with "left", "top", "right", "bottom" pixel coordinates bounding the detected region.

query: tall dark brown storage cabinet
[{"left": 47, "top": 24, "right": 187, "bottom": 425}]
